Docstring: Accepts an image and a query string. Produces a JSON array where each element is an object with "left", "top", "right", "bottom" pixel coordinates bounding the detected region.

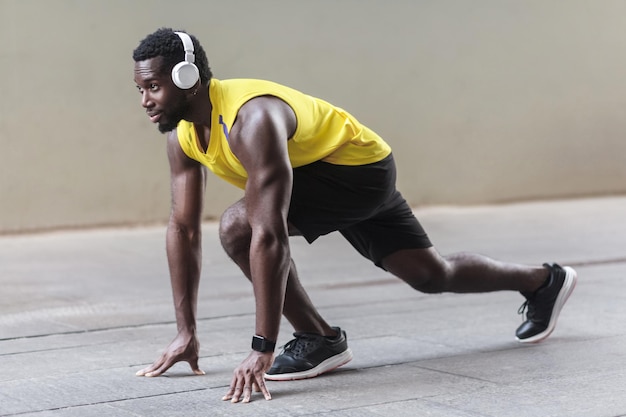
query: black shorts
[{"left": 288, "top": 153, "right": 432, "bottom": 268}]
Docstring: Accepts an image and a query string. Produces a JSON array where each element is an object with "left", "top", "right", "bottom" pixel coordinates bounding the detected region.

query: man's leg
[
  {"left": 380, "top": 247, "right": 548, "bottom": 294},
  {"left": 381, "top": 247, "right": 577, "bottom": 343},
  {"left": 219, "top": 198, "right": 335, "bottom": 336},
  {"left": 220, "top": 199, "right": 353, "bottom": 380}
]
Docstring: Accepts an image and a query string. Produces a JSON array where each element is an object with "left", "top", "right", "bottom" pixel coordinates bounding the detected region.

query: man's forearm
[
  {"left": 166, "top": 221, "right": 202, "bottom": 333},
  {"left": 249, "top": 234, "right": 290, "bottom": 342}
]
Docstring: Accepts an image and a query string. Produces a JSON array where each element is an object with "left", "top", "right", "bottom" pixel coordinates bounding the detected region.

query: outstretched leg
[
  {"left": 219, "top": 199, "right": 335, "bottom": 337},
  {"left": 380, "top": 246, "right": 549, "bottom": 294},
  {"left": 381, "top": 247, "right": 577, "bottom": 343}
]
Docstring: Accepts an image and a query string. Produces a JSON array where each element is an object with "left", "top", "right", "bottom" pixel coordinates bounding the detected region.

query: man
[{"left": 132, "top": 28, "right": 577, "bottom": 404}]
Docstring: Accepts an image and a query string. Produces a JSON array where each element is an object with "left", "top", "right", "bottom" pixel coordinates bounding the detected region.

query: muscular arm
[
  {"left": 222, "top": 96, "right": 297, "bottom": 402},
  {"left": 166, "top": 129, "right": 206, "bottom": 333},
  {"left": 229, "top": 96, "right": 296, "bottom": 344},
  {"left": 136, "top": 129, "right": 207, "bottom": 377}
]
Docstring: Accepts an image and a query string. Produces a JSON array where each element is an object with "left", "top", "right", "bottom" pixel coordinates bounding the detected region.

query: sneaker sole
[
  {"left": 516, "top": 266, "right": 577, "bottom": 344},
  {"left": 264, "top": 348, "right": 353, "bottom": 381}
]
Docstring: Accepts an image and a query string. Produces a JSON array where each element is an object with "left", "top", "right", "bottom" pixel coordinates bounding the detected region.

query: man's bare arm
[
  {"left": 137, "top": 129, "right": 207, "bottom": 377},
  {"left": 234, "top": 97, "right": 295, "bottom": 343},
  {"left": 222, "top": 96, "right": 296, "bottom": 403}
]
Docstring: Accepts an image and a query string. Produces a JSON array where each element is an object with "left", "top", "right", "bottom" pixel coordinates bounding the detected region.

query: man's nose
[{"left": 141, "top": 91, "right": 153, "bottom": 108}]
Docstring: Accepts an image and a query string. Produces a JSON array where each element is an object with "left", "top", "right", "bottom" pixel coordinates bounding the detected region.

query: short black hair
[{"left": 133, "top": 27, "right": 212, "bottom": 85}]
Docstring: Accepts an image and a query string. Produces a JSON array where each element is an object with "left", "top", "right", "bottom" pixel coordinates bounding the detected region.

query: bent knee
[{"left": 219, "top": 205, "right": 251, "bottom": 252}]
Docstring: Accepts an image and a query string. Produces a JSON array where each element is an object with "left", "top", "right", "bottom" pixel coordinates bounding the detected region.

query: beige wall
[{"left": 2, "top": 0, "right": 626, "bottom": 234}]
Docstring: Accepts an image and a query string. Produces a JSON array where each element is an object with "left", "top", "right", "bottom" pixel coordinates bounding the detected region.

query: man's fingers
[
  {"left": 135, "top": 355, "right": 166, "bottom": 376},
  {"left": 230, "top": 386, "right": 244, "bottom": 403},
  {"left": 135, "top": 367, "right": 151, "bottom": 377},
  {"left": 242, "top": 385, "right": 253, "bottom": 403},
  {"left": 223, "top": 380, "right": 265, "bottom": 403},
  {"left": 230, "top": 378, "right": 271, "bottom": 403},
  {"left": 188, "top": 357, "right": 206, "bottom": 375},
  {"left": 256, "top": 376, "right": 272, "bottom": 401},
  {"left": 222, "top": 381, "right": 239, "bottom": 402},
  {"left": 144, "top": 363, "right": 170, "bottom": 377},
  {"left": 138, "top": 360, "right": 204, "bottom": 377},
  {"left": 224, "top": 352, "right": 274, "bottom": 403},
  {"left": 144, "top": 355, "right": 178, "bottom": 377},
  {"left": 221, "top": 387, "right": 234, "bottom": 401}
]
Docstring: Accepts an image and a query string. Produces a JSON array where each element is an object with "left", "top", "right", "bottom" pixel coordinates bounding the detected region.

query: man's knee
[
  {"left": 395, "top": 266, "right": 448, "bottom": 293},
  {"left": 219, "top": 202, "right": 251, "bottom": 254},
  {"left": 409, "top": 274, "right": 448, "bottom": 294},
  {"left": 382, "top": 248, "right": 451, "bottom": 294}
]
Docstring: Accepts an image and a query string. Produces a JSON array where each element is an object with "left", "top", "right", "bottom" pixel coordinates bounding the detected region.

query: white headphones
[{"left": 172, "top": 31, "right": 200, "bottom": 89}]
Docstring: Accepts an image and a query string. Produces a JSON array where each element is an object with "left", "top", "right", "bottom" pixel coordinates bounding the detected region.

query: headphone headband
[{"left": 174, "top": 31, "right": 195, "bottom": 64}]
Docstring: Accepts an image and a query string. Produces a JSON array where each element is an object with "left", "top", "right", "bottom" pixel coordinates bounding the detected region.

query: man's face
[{"left": 134, "top": 57, "right": 190, "bottom": 133}]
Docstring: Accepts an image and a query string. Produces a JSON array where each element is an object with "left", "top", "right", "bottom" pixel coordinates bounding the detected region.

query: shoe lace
[
  {"left": 518, "top": 297, "right": 536, "bottom": 320},
  {"left": 281, "top": 334, "right": 321, "bottom": 359},
  {"left": 517, "top": 300, "right": 529, "bottom": 318}
]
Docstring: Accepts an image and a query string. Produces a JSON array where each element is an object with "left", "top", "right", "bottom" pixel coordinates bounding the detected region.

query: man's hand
[
  {"left": 136, "top": 331, "right": 205, "bottom": 377},
  {"left": 222, "top": 351, "right": 274, "bottom": 403}
]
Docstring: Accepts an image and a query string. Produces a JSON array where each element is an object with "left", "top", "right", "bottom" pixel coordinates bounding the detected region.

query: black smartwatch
[{"left": 251, "top": 335, "right": 276, "bottom": 353}]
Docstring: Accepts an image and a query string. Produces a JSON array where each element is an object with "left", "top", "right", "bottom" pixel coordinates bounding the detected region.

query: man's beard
[{"left": 157, "top": 97, "right": 190, "bottom": 133}]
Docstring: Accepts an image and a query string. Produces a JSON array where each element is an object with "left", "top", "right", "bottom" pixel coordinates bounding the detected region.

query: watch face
[
  {"left": 252, "top": 336, "right": 263, "bottom": 351},
  {"left": 252, "top": 335, "right": 275, "bottom": 352}
]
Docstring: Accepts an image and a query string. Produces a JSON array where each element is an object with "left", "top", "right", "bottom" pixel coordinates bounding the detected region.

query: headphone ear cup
[{"left": 172, "top": 61, "right": 200, "bottom": 89}]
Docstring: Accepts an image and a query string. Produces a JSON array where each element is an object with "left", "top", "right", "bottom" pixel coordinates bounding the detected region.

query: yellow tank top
[{"left": 176, "top": 78, "right": 391, "bottom": 189}]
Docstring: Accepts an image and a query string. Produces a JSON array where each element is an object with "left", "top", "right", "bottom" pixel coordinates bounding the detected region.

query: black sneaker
[
  {"left": 264, "top": 326, "right": 353, "bottom": 381},
  {"left": 516, "top": 263, "right": 577, "bottom": 343}
]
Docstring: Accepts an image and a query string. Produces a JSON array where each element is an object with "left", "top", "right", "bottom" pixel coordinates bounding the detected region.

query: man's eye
[{"left": 150, "top": 84, "right": 159, "bottom": 91}]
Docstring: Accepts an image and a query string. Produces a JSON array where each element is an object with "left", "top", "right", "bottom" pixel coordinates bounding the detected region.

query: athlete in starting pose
[{"left": 132, "top": 28, "right": 577, "bottom": 403}]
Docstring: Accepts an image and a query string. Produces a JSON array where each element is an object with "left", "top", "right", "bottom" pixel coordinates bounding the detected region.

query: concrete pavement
[{"left": 1, "top": 197, "right": 626, "bottom": 416}]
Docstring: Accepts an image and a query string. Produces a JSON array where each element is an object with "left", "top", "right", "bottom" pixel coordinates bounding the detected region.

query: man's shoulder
[
  {"left": 219, "top": 78, "right": 278, "bottom": 86},
  {"left": 218, "top": 78, "right": 300, "bottom": 96}
]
